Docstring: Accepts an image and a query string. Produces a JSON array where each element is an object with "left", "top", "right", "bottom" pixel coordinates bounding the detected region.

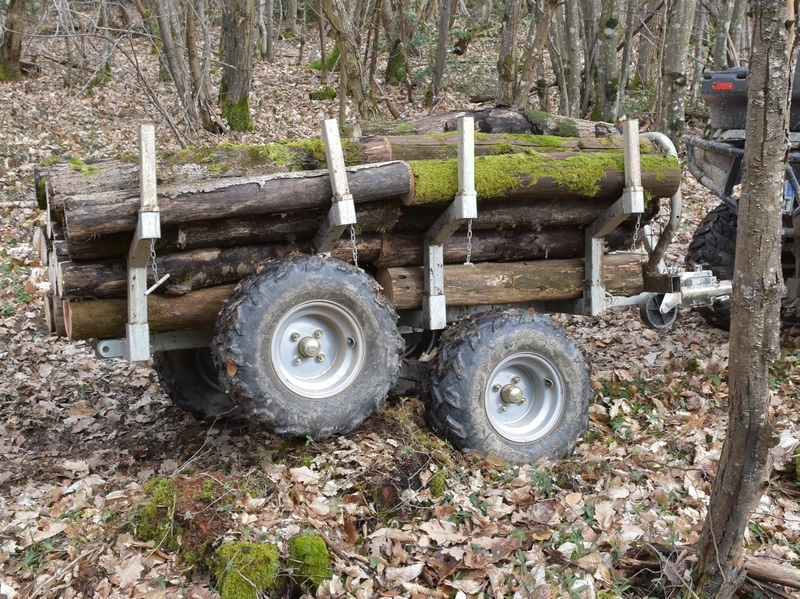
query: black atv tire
[
  {"left": 153, "top": 348, "right": 245, "bottom": 421},
  {"left": 685, "top": 202, "right": 736, "bottom": 329},
  {"left": 213, "top": 255, "right": 402, "bottom": 439},
  {"left": 426, "top": 309, "right": 591, "bottom": 465}
]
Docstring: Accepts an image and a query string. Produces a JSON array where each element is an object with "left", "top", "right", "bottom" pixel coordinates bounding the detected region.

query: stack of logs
[{"left": 33, "top": 108, "right": 682, "bottom": 341}]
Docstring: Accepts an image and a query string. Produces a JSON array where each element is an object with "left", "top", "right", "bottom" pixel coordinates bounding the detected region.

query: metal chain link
[
  {"left": 464, "top": 219, "right": 474, "bottom": 266},
  {"left": 349, "top": 224, "right": 359, "bottom": 269},
  {"left": 149, "top": 239, "right": 159, "bottom": 283},
  {"left": 630, "top": 213, "right": 642, "bottom": 252}
]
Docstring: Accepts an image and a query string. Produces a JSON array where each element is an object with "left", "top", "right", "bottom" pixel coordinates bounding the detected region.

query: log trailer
[
  {"left": 683, "top": 65, "right": 800, "bottom": 329},
  {"left": 36, "top": 117, "right": 731, "bottom": 464}
]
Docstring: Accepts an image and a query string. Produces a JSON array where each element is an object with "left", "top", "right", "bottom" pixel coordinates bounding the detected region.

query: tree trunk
[
  {"left": 657, "top": 0, "right": 697, "bottom": 142},
  {"left": 219, "top": 0, "right": 255, "bottom": 131},
  {"left": 0, "top": 0, "right": 25, "bottom": 81},
  {"left": 496, "top": 0, "right": 522, "bottom": 105},
  {"left": 513, "top": 0, "right": 558, "bottom": 109},
  {"left": 694, "top": 1, "right": 790, "bottom": 597},
  {"left": 322, "top": 0, "right": 376, "bottom": 118},
  {"left": 591, "top": 0, "right": 622, "bottom": 122},
  {"left": 428, "top": 0, "right": 451, "bottom": 106}
]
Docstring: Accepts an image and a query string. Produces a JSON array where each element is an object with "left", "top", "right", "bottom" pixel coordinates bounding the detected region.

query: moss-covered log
[
  {"left": 408, "top": 152, "right": 680, "bottom": 206},
  {"left": 58, "top": 150, "right": 678, "bottom": 240},
  {"left": 61, "top": 161, "right": 414, "bottom": 239},
  {"left": 35, "top": 129, "right": 652, "bottom": 212}
]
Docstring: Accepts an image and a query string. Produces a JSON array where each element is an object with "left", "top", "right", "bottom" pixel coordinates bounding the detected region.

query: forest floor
[{"left": 1, "top": 26, "right": 800, "bottom": 599}]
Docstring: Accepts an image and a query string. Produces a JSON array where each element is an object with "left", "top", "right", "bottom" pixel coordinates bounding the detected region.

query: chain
[
  {"left": 149, "top": 239, "right": 160, "bottom": 283},
  {"left": 464, "top": 219, "right": 474, "bottom": 266},
  {"left": 349, "top": 224, "right": 359, "bottom": 269},
  {"left": 631, "top": 213, "right": 642, "bottom": 252}
]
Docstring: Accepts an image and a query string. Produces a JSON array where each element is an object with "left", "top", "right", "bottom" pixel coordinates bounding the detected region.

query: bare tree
[
  {"left": 219, "top": 0, "right": 255, "bottom": 131},
  {"left": 0, "top": 0, "right": 26, "bottom": 81},
  {"left": 496, "top": 0, "right": 521, "bottom": 105},
  {"left": 694, "top": 1, "right": 794, "bottom": 596},
  {"left": 590, "top": 0, "right": 622, "bottom": 121},
  {"left": 513, "top": 0, "right": 558, "bottom": 110},
  {"left": 428, "top": 0, "right": 452, "bottom": 106},
  {"left": 656, "top": 0, "right": 696, "bottom": 141},
  {"left": 321, "top": 0, "right": 377, "bottom": 119}
]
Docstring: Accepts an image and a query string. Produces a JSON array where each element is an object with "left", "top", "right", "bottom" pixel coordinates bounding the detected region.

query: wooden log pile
[{"left": 34, "top": 109, "right": 682, "bottom": 341}]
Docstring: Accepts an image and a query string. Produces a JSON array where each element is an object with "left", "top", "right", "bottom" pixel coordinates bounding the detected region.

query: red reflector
[{"left": 712, "top": 82, "right": 735, "bottom": 91}]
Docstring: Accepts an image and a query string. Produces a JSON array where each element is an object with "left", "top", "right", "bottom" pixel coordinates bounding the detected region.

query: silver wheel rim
[
  {"left": 271, "top": 300, "right": 365, "bottom": 399},
  {"left": 484, "top": 352, "right": 565, "bottom": 443}
]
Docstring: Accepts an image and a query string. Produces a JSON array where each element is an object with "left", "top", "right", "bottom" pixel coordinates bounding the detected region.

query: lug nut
[
  {"left": 290, "top": 332, "right": 300, "bottom": 341},
  {"left": 314, "top": 329, "right": 324, "bottom": 338},
  {"left": 316, "top": 353, "right": 326, "bottom": 362}
]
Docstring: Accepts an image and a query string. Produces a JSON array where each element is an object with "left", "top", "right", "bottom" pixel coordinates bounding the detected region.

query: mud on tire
[
  {"left": 154, "top": 348, "right": 245, "bottom": 421},
  {"left": 426, "top": 309, "right": 591, "bottom": 465},
  {"left": 213, "top": 255, "right": 402, "bottom": 439}
]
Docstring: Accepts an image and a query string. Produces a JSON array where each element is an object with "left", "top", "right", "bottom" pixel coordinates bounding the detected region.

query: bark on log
[
  {"left": 63, "top": 284, "right": 236, "bottom": 340},
  {"left": 375, "top": 253, "right": 644, "bottom": 310},
  {"left": 59, "top": 151, "right": 678, "bottom": 241},
  {"left": 61, "top": 161, "right": 414, "bottom": 240},
  {"left": 36, "top": 128, "right": 642, "bottom": 211},
  {"left": 62, "top": 199, "right": 402, "bottom": 260},
  {"left": 62, "top": 253, "right": 643, "bottom": 339},
  {"left": 355, "top": 105, "right": 617, "bottom": 137},
  {"left": 57, "top": 227, "right": 637, "bottom": 299}
]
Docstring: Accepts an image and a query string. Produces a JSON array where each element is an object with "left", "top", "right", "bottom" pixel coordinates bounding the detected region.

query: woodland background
[{"left": 1, "top": 1, "right": 800, "bottom": 598}]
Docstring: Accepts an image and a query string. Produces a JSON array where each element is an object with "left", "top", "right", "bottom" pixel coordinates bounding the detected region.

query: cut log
[
  {"left": 63, "top": 284, "right": 236, "bottom": 340},
  {"left": 35, "top": 129, "right": 643, "bottom": 211},
  {"left": 61, "top": 161, "right": 414, "bottom": 240},
  {"left": 58, "top": 151, "right": 678, "bottom": 241},
  {"left": 62, "top": 254, "right": 644, "bottom": 339},
  {"left": 62, "top": 199, "right": 402, "bottom": 261},
  {"left": 56, "top": 227, "right": 637, "bottom": 299},
  {"left": 375, "top": 253, "right": 644, "bottom": 310},
  {"left": 355, "top": 105, "right": 617, "bottom": 137}
]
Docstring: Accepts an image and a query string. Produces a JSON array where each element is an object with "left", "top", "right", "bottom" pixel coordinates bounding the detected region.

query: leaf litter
[{"left": 1, "top": 27, "right": 800, "bottom": 599}]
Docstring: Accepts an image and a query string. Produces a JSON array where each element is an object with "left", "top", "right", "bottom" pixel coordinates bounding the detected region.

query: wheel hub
[
  {"left": 500, "top": 384, "right": 525, "bottom": 405},
  {"left": 485, "top": 353, "right": 565, "bottom": 443}
]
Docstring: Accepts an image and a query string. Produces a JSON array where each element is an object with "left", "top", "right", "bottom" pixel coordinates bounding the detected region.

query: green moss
[
  {"left": 309, "top": 85, "right": 336, "bottom": 101},
  {"left": 308, "top": 47, "right": 340, "bottom": 72},
  {"left": 214, "top": 541, "right": 280, "bottom": 599},
  {"left": 68, "top": 157, "right": 99, "bottom": 177},
  {"left": 554, "top": 119, "right": 579, "bottom": 138},
  {"left": 410, "top": 150, "right": 679, "bottom": 205},
  {"left": 287, "top": 531, "right": 331, "bottom": 591},
  {"left": 523, "top": 109, "right": 550, "bottom": 131},
  {"left": 428, "top": 470, "right": 448, "bottom": 498},
  {"left": 135, "top": 477, "right": 181, "bottom": 551},
  {"left": 39, "top": 156, "right": 61, "bottom": 167},
  {"left": 220, "top": 92, "right": 254, "bottom": 132}
]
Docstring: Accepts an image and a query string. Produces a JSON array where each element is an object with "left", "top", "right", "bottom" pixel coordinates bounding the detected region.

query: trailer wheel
[
  {"left": 639, "top": 294, "right": 678, "bottom": 330},
  {"left": 153, "top": 348, "right": 245, "bottom": 421},
  {"left": 213, "top": 255, "right": 402, "bottom": 439},
  {"left": 685, "top": 202, "right": 736, "bottom": 329},
  {"left": 427, "top": 309, "right": 590, "bottom": 465}
]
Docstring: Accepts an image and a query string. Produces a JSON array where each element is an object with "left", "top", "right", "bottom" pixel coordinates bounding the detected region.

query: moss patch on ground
[
  {"left": 213, "top": 540, "right": 281, "bottom": 599},
  {"left": 287, "top": 531, "right": 331, "bottom": 592}
]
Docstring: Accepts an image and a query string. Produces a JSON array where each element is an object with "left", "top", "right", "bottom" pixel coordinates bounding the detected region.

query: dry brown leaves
[{"left": 1, "top": 24, "right": 800, "bottom": 599}]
